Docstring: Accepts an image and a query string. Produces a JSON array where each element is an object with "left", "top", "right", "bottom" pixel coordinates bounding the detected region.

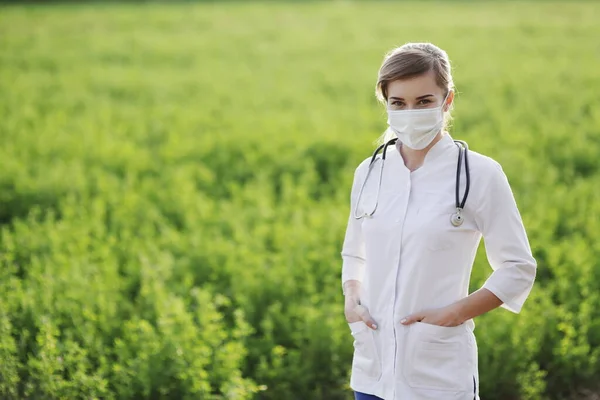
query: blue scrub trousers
[
  {"left": 355, "top": 389, "right": 477, "bottom": 399},
  {"left": 354, "top": 392, "right": 383, "bottom": 400}
]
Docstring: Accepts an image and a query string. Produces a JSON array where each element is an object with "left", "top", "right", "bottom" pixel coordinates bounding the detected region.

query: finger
[
  {"left": 355, "top": 305, "right": 378, "bottom": 330},
  {"left": 400, "top": 313, "right": 423, "bottom": 325}
]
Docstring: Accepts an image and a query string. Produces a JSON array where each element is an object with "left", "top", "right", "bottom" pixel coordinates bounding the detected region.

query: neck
[{"left": 397, "top": 131, "right": 444, "bottom": 171}]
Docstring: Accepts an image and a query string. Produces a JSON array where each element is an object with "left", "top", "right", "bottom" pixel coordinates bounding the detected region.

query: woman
[{"left": 341, "top": 42, "right": 537, "bottom": 400}]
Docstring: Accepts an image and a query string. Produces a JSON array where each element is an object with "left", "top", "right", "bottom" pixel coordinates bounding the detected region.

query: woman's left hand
[{"left": 400, "top": 305, "right": 464, "bottom": 327}]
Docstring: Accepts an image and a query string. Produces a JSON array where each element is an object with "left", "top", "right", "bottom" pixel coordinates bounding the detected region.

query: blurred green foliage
[{"left": 0, "top": 1, "right": 599, "bottom": 399}]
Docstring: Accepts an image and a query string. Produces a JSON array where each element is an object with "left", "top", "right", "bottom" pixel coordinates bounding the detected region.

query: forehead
[{"left": 387, "top": 70, "right": 443, "bottom": 98}]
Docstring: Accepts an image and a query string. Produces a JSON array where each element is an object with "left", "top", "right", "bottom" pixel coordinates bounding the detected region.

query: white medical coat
[{"left": 341, "top": 133, "right": 537, "bottom": 400}]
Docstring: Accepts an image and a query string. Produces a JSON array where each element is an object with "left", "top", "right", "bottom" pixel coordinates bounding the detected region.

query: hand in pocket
[{"left": 344, "top": 294, "right": 378, "bottom": 330}]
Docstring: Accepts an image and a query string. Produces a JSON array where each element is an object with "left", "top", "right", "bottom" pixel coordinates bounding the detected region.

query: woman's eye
[{"left": 418, "top": 99, "right": 432, "bottom": 105}]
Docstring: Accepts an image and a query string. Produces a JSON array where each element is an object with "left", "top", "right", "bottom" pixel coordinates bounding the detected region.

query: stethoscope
[{"left": 353, "top": 138, "right": 471, "bottom": 227}]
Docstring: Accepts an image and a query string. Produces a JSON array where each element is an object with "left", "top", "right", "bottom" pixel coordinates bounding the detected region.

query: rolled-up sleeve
[
  {"left": 475, "top": 161, "right": 537, "bottom": 313},
  {"left": 340, "top": 165, "right": 367, "bottom": 291}
]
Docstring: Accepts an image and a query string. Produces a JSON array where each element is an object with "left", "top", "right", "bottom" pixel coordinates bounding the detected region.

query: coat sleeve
[
  {"left": 474, "top": 161, "right": 537, "bottom": 313},
  {"left": 340, "top": 165, "right": 367, "bottom": 293}
]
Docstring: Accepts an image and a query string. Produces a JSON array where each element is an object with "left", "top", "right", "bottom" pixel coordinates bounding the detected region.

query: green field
[{"left": 1, "top": 1, "right": 599, "bottom": 399}]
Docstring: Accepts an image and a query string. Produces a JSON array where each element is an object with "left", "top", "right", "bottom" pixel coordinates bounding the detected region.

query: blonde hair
[{"left": 375, "top": 43, "right": 455, "bottom": 144}]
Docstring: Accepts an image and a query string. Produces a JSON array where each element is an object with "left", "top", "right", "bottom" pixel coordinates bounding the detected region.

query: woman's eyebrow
[{"left": 389, "top": 94, "right": 435, "bottom": 101}]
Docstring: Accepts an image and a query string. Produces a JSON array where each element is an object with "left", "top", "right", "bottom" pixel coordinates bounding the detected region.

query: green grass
[{"left": 1, "top": 1, "right": 600, "bottom": 399}]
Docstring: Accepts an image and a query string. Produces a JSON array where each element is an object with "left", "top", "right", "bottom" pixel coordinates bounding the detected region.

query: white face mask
[{"left": 387, "top": 96, "right": 448, "bottom": 150}]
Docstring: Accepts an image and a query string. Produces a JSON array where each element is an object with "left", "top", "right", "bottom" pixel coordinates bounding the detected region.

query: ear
[{"left": 444, "top": 90, "right": 455, "bottom": 112}]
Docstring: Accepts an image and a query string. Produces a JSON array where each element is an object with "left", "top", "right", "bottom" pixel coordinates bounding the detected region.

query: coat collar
[
  {"left": 423, "top": 132, "right": 455, "bottom": 165},
  {"left": 392, "top": 132, "right": 455, "bottom": 169}
]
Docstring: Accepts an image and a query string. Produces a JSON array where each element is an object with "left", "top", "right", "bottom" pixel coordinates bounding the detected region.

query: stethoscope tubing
[
  {"left": 454, "top": 139, "right": 470, "bottom": 210},
  {"left": 353, "top": 138, "right": 470, "bottom": 226},
  {"left": 353, "top": 138, "right": 398, "bottom": 219}
]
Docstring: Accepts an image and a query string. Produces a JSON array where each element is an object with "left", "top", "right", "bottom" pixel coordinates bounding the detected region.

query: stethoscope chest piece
[{"left": 450, "top": 208, "right": 464, "bottom": 227}]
